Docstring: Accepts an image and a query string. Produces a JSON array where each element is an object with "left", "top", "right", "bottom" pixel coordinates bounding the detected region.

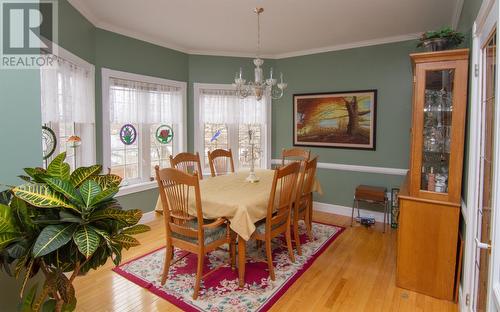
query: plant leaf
[
  {"left": 47, "top": 153, "right": 70, "bottom": 181},
  {"left": 32, "top": 224, "right": 77, "bottom": 258},
  {"left": 42, "top": 177, "right": 83, "bottom": 206},
  {"left": 90, "top": 208, "right": 142, "bottom": 226},
  {"left": 79, "top": 180, "right": 101, "bottom": 207},
  {"left": 0, "top": 232, "right": 17, "bottom": 249},
  {"left": 92, "top": 174, "right": 122, "bottom": 190},
  {"left": 89, "top": 187, "right": 119, "bottom": 207},
  {"left": 0, "top": 203, "right": 15, "bottom": 233},
  {"left": 23, "top": 168, "right": 47, "bottom": 183},
  {"left": 7, "top": 241, "right": 27, "bottom": 258},
  {"left": 12, "top": 183, "right": 79, "bottom": 212},
  {"left": 73, "top": 225, "right": 101, "bottom": 258},
  {"left": 112, "top": 234, "right": 140, "bottom": 249},
  {"left": 59, "top": 211, "right": 83, "bottom": 224},
  {"left": 18, "top": 175, "right": 32, "bottom": 183},
  {"left": 19, "top": 283, "right": 38, "bottom": 312},
  {"left": 122, "top": 224, "right": 150, "bottom": 235},
  {"left": 56, "top": 271, "right": 75, "bottom": 303},
  {"left": 69, "top": 165, "right": 102, "bottom": 188},
  {"left": 92, "top": 227, "right": 111, "bottom": 242},
  {"left": 41, "top": 299, "right": 56, "bottom": 312},
  {"left": 109, "top": 244, "right": 122, "bottom": 266}
]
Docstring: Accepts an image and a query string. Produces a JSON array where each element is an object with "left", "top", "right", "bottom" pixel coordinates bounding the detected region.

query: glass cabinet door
[{"left": 420, "top": 69, "right": 454, "bottom": 194}]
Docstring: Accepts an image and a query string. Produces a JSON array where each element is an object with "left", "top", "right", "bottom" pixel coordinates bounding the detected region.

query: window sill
[{"left": 116, "top": 181, "right": 158, "bottom": 197}]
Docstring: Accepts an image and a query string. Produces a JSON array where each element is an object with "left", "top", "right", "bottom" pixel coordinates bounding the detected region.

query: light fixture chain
[{"left": 257, "top": 9, "right": 260, "bottom": 58}]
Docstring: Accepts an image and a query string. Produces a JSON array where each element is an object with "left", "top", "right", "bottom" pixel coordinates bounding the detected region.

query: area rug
[{"left": 113, "top": 222, "right": 344, "bottom": 312}]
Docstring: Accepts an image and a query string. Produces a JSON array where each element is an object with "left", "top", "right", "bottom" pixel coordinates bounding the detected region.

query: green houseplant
[
  {"left": 417, "top": 27, "right": 465, "bottom": 51},
  {"left": 0, "top": 152, "right": 150, "bottom": 311}
]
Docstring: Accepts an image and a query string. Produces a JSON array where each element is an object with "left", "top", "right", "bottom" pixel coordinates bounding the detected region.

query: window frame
[
  {"left": 193, "top": 83, "right": 272, "bottom": 175},
  {"left": 41, "top": 44, "right": 96, "bottom": 169},
  {"left": 102, "top": 68, "right": 187, "bottom": 196}
]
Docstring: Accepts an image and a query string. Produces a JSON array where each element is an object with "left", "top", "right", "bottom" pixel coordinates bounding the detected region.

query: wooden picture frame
[{"left": 293, "top": 90, "right": 377, "bottom": 150}]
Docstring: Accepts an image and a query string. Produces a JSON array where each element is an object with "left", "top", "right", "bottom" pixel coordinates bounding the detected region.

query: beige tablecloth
[{"left": 155, "top": 169, "right": 322, "bottom": 241}]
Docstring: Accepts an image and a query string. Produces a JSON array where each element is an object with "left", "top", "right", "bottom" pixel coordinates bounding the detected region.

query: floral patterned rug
[{"left": 113, "top": 222, "right": 344, "bottom": 312}]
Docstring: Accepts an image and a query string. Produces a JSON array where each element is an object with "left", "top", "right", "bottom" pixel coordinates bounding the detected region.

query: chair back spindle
[
  {"left": 170, "top": 152, "right": 204, "bottom": 180},
  {"left": 294, "top": 157, "right": 318, "bottom": 214},
  {"left": 208, "top": 149, "right": 235, "bottom": 177},
  {"left": 281, "top": 148, "right": 311, "bottom": 166},
  {"left": 266, "top": 162, "right": 301, "bottom": 233},
  {"left": 155, "top": 166, "right": 204, "bottom": 243}
]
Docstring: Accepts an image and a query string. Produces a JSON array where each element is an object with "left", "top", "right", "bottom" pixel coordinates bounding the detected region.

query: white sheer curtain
[
  {"left": 199, "top": 89, "right": 266, "bottom": 125},
  {"left": 40, "top": 55, "right": 96, "bottom": 166},
  {"left": 197, "top": 86, "right": 270, "bottom": 169},
  {"left": 109, "top": 77, "right": 182, "bottom": 124}
]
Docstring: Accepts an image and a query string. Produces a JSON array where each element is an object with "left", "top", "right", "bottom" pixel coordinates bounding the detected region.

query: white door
[{"left": 467, "top": 0, "right": 500, "bottom": 310}]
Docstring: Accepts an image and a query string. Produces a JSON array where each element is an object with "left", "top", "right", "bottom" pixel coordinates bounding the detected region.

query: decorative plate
[
  {"left": 42, "top": 126, "right": 57, "bottom": 160},
  {"left": 155, "top": 125, "right": 174, "bottom": 144},
  {"left": 120, "top": 124, "right": 137, "bottom": 145}
]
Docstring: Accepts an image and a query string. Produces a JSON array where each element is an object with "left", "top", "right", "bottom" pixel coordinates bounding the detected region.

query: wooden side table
[{"left": 351, "top": 185, "right": 389, "bottom": 232}]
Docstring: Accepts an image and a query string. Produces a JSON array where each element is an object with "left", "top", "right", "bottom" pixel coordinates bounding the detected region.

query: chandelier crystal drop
[{"left": 233, "top": 7, "right": 287, "bottom": 101}]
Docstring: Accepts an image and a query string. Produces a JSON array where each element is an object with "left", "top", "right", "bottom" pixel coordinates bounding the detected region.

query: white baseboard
[
  {"left": 140, "top": 210, "right": 159, "bottom": 224},
  {"left": 313, "top": 201, "right": 387, "bottom": 223},
  {"left": 145, "top": 202, "right": 388, "bottom": 224}
]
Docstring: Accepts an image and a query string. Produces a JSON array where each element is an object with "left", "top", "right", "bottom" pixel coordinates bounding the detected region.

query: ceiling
[{"left": 68, "top": 0, "right": 462, "bottom": 58}]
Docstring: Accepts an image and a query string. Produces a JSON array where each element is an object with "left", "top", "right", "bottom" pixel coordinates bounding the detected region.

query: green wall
[
  {"left": 273, "top": 41, "right": 416, "bottom": 207},
  {"left": 0, "top": 19, "right": 43, "bottom": 312},
  {"left": 0, "top": 0, "right": 455, "bottom": 215},
  {"left": 93, "top": 29, "right": 188, "bottom": 211},
  {"left": 58, "top": 0, "right": 95, "bottom": 63},
  {"left": 54, "top": 0, "right": 417, "bottom": 211},
  {"left": 0, "top": 69, "right": 43, "bottom": 312},
  {"left": 187, "top": 55, "right": 276, "bottom": 151},
  {"left": 55, "top": 1, "right": 189, "bottom": 212}
]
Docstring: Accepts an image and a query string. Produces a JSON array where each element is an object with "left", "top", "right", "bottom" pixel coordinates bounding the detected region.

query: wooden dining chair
[
  {"left": 155, "top": 166, "right": 235, "bottom": 299},
  {"left": 292, "top": 157, "right": 318, "bottom": 255},
  {"left": 251, "top": 161, "right": 301, "bottom": 281},
  {"left": 169, "top": 152, "right": 204, "bottom": 180},
  {"left": 281, "top": 148, "right": 311, "bottom": 165},
  {"left": 207, "top": 148, "right": 235, "bottom": 177}
]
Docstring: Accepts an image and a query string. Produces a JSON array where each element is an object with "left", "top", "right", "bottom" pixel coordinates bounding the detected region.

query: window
[
  {"left": 40, "top": 48, "right": 96, "bottom": 170},
  {"left": 102, "top": 69, "right": 186, "bottom": 193},
  {"left": 194, "top": 84, "right": 271, "bottom": 174}
]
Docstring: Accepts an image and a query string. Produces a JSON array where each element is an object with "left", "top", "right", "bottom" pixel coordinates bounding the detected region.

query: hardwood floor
[{"left": 73, "top": 211, "right": 458, "bottom": 311}]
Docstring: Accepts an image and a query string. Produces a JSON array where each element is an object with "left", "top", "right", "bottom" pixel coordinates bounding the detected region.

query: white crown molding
[
  {"left": 66, "top": 0, "right": 421, "bottom": 59},
  {"left": 271, "top": 33, "right": 421, "bottom": 59},
  {"left": 452, "top": 0, "right": 465, "bottom": 30},
  {"left": 67, "top": 0, "right": 100, "bottom": 26},
  {"left": 187, "top": 49, "right": 275, "bottom": 59},
  {"left": 94, "top": 20, "right": 191, "bottom": 54},
  {"left": 271, "top": 159, "right": 408, "bottom": 176}
]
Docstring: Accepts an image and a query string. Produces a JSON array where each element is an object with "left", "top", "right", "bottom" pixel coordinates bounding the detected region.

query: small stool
[{"left": 351, "top": 185, "right": 389, "bottom": 232}]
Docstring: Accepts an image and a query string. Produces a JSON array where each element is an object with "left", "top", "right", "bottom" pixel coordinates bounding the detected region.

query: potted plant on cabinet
[
  {"left": 417, "top": 27, "right": 465, "bottom": 51},
  {"left": 0, "top": 152, "right": 150, "bottom": 311}
]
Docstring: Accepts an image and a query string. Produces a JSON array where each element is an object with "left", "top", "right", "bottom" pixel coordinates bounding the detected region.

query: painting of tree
[{"left": 294, "top": 90, "right": 377, "bottom": 150}]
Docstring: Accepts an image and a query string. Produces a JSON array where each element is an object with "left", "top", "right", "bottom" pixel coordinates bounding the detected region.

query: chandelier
[{"left": 233, "top": 7, "right": 287, "bottom": 101}]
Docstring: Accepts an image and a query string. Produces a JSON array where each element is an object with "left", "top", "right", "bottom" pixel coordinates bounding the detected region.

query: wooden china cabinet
[{"left": 396, "top": 49, "right": 469, "bottom": 301}]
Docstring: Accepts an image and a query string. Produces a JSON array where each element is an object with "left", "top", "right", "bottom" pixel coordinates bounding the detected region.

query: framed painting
[{"left": 293, "top": 90, "right": 377, "bottom": 150}]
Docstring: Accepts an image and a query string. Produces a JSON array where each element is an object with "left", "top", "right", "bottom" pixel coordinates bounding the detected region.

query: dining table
[{"left": 154, "top": 168, "right": 322, "bottom": 287}]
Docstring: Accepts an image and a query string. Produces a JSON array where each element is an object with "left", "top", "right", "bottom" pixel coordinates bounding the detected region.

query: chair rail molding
[{"left": 271, "top": 159, "right": 408, "bottom": 176}]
